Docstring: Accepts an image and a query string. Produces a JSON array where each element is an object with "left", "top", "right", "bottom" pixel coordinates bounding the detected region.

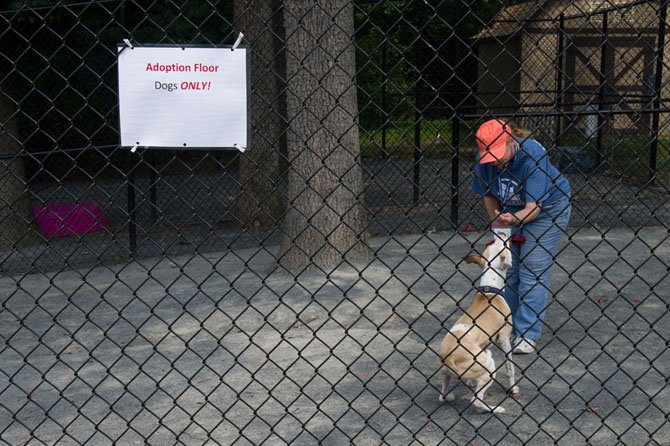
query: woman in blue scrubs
[{"left": 472, "top": 119, "right": 572, "bottom": 354}]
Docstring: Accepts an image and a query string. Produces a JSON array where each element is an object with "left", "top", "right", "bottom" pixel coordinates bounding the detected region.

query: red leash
[{"left": 510, "top": 234, "right": 526, "bottom": 244}]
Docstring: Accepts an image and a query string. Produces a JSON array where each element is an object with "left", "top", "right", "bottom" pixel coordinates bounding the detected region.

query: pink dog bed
[{"left": 33, "top": 202, "right": 110, "bottom": 237}]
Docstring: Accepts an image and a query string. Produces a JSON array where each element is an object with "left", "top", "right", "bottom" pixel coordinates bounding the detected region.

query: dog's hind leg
[
  {"left": 470, "top": 351, "right": 505, "bottom": 413},
  {"left": 439, "top": 372, "right": 455, "bottom": 403},
  {"left": 498, "top": 334, "right": 520, "bottom": 397},
  {"left": 471, "top": 378, "right": 502, "bottom": 413}
]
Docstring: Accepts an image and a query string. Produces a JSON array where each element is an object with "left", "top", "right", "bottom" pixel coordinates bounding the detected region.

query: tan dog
[{"left": 438, "top": 237, "right": 520, "bottom": 413}]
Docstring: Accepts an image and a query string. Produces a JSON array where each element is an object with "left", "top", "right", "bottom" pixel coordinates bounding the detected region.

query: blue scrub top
[{"left": 472, "top": 138, "right": 571, "bottom": 213}]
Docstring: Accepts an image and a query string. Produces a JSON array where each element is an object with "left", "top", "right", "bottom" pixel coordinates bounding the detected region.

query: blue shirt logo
[{"left": 499, "top": 177, "right": 525, "bottom": 207}]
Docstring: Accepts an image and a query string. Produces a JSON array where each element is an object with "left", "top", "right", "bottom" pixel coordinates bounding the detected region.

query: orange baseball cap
[{"left": 476, "top": 119, "right": 510, "bottom": 164}]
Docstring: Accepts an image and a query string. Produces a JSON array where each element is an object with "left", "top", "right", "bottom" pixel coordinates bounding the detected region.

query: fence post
[
  {"left": 596, "top": 11, "right": 608, "bottom": 167},
  {"left": 650, "top": 0, "right": 668, "bottom": 185},
  {"left": 149, "top": 151, "right": 157, "bottom": 224},
  {"left": 450, "top": 113, "right": 460, "bottom": 228},
  {"left": 119, "top": 0, "right": 137, "bottom": 257},
  {"left": 554, "top": 13, "right": 565, "bottom": 147},
  {"left": 413, "top": 115, "right": 421, "bottom": 203},
  {"left": 413, "top": 0, "right": 425, "bottom": 205},
  {"left": 449, "top": 0, "right": 463, "bottom": 229},
  {"left": 126, "top": 151, "right": 137, "bottom": 257},
  {"left": 382, "top": 39, "right": 387, "bottom": 154}
]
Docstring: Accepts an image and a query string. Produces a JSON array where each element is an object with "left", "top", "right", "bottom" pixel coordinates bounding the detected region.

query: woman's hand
[
  {"left": 494, "top": 210, "right": 517, "bottom": 226},
  {"left": 494, "top": 202, "right": 541, "bottom": 226}
]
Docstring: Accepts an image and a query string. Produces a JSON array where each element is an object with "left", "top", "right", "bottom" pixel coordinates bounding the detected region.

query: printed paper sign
[
  {"left": 118, "top": 46, "right": 247, "bottom": 150},
  {"left": 493, "top": 227, "right": 511, "bottom": 241}
]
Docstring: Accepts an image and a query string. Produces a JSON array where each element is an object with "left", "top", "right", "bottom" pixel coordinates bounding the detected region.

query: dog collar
[{"left": 476, "top": 286, "right": 505, "bottom": 296}]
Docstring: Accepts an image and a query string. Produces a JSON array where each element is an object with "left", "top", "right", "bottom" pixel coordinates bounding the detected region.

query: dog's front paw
[
  {"left": 474, "top": 402, "right": 505, "bottom": 413},
  {"left": 439, "top": 393, "right": 456, "bottom": 403},
  {"left": 507, "top": 386, "right": 520, "bottom": 398}
]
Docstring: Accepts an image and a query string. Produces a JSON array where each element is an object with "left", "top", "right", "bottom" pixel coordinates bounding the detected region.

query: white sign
[
  {"left": 118, "top": 46, "right": 247, "bottom": 150},
  {"left": 493, "top": 227, "right": 511, "bottom": 242}
]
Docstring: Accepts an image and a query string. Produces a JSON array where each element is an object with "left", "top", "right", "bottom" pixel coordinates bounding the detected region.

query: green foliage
[
  {"left": 126, "top": 0, "right": 234, "bottom": 45},
  {"left": 654, "top": 139, "right": 670, "bottom": 185},
  {"left": 4, "top": 0, "right": 56, "bottom": 11},
  {"left": 354, "top": 0, "right": 499, "bottom": 131},
  {"left": 114, "top": 249, "right": 129, "bottom": 264},
  {"left": 359, "top": 117, "right": 478, "bottom": 159}
]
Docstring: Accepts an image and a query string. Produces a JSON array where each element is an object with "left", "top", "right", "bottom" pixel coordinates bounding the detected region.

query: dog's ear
[{"left": 463, "top": 253, "right": 486, "bottom": 268}]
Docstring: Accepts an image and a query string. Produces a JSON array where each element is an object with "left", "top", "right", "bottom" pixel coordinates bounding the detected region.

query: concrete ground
[{"left": 1, "top": 226, "right": 669, "bottom": 445}]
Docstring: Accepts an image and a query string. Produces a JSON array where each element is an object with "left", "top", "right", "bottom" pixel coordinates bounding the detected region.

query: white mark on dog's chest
[{"left": 450, "top": 323, "right": 471, "bottom": 333}]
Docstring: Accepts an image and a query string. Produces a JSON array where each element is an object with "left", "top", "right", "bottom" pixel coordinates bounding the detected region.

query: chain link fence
[{"left": 1, "top": 0, "right": 669, "bottom": 444}]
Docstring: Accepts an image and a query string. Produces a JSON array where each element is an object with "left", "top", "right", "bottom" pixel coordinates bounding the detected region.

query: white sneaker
[{"left": 513, "top": 338, "right": 537, "bottom": 354}]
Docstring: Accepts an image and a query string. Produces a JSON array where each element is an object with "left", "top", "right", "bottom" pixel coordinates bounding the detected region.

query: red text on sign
[
  {"left": 180, "top": 81, "right": 212, "bottom": 90},
  {"left": 194, "top": 63, "right": 219, "bottom": 72}
]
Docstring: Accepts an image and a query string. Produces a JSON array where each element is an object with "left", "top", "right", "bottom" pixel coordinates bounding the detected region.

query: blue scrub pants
[{"left": 504, "top": 197, "right": 571, "bottom": 341}]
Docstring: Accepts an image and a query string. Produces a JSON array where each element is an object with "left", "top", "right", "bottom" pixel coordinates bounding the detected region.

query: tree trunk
[
  {"left": 277, "top": 0, "right": 370, "bottom": 274},
  {"left": 233, "top": 0, "right": 286, "bottom": 232},
  {"left": 0, "top": 89, "right": 33, "bottom": 251}
]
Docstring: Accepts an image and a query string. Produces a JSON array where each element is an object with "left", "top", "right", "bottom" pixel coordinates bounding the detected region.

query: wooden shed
[{"left": 474, "top": 0, "right": 669, "bottom": 141}]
